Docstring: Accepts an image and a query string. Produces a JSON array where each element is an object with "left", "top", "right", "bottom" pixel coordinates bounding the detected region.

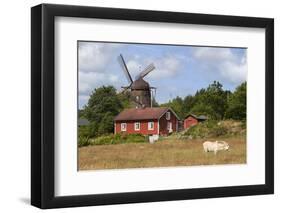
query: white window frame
[
  {"left": 148, "top": 122, "right": 154, "bottom": 130},
  {"left": 134, "top": 122, "right": 140, "bottom": 131},
  {"left": 167, "top": 122, "right": 172, "bottom": 131},
  {"left": 166, "top": 111, "right": 171, "bottom": 120},
  {"left": 121, "top": 123, "right": 127, "bottom": 132}
]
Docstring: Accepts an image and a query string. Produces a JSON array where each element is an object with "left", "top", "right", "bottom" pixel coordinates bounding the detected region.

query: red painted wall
[
  {"left": 115, "top": 110, "right": 179, "bottom": 136},
  {"left": 158, "top": 110, "right": 178, "bottom": 135},
  {"left": 115, "top": 119, "right": 158, "bottom": 135},
  {"left": 184, "top": 116, "right": 198, "bottom": 129}
]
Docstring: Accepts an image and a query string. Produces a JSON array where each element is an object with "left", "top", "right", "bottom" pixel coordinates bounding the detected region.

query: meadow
[{"left": 78, "top": 135, "right": 246, "bottom": 170}]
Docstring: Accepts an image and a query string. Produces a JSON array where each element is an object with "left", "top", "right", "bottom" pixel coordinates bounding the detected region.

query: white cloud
[
  {"left": 79, "top": 71, "right": 120, "bottom": 94},
  {"left": 194, "top": 47, "right": 235, "bottom": 61},
  {"left": 125, "top": 54, "right": 184, "bottom": 80},
  {"left": 78, "top": 42, "right": 123, "bottom": 100},
  {"left": 79, "top": 42, "right": 122, "bottom": 73},
  {"left": 192, "top": 47, "right": 247, "bottom": 84}
]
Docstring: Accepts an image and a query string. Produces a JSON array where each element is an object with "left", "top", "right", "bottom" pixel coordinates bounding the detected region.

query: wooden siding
[
  {"left": 158, "top": 109, "right": 178, "bottom": 135},
  {"left": 115, "top": 119, "right": 158, "bottom": 135},
  {"left": 184, "top": 116, "right": 198, "bottom": 129}
]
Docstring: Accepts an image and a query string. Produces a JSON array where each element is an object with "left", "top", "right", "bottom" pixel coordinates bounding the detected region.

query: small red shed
[
  {"left": 183, "top": 114, "right": 207, "bottom": 129},
  {"left": 114, "top": 107, "right": 180, "bottom": 136}
]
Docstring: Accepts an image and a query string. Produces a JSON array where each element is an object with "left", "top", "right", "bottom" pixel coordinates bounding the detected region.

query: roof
[
  {"left": 78, "top": 118, "right": 90, "bottom": 126},
  {"left": 131, "top": 78, "right": 150, "bottom": 90},
  {"left": 185, "top": 114, "right": 207, "bottom": 121},
  {"left": 114, "top": 107, "right": 179, "bottom": 121},
  {"left": 197, "top": 115, "right": 208, "bottom": 120}
]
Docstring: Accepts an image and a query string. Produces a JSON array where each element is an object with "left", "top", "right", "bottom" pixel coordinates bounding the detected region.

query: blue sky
[{"left": 78, "top": 41, "right": 247, "bottom": 109}]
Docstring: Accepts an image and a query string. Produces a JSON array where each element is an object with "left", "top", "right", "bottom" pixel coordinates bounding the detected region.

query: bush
[
  {"left": 186, "top": 124, "right": 208, "bottom": 138},
  {"left": 183, "top": 120, "right": 244, "bottom": 139},
  {"left": 90, "top": 133, "right": 147, "bottom": 145},
  {"left": 78, "top": 136, "right": 91, "bottom": 147},
  {"left": 212, "top": 125, "right": 228, "bottom": 137}
]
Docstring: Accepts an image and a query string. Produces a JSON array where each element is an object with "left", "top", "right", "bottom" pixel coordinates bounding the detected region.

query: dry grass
[{"left": 78, "top": 135, "right": 246, "bottom": 170}]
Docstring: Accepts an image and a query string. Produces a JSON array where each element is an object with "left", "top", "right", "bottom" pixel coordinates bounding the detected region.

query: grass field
[{"left": 78, "top": 135, "right": 246, "bottom": 170}]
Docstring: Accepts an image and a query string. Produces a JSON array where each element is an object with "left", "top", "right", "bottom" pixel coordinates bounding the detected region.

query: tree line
[
  {"left": 80, "top": 81, "right": 246, "bottom": 138},
  {"left": 160, "top": 81, "right": 246, "bottom": 121}
]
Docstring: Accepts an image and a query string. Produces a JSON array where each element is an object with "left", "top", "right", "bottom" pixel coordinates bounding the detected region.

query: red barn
[
  {"left": 184, "top": 114, "right": 207, "bottom": 129},
  {"left": 114, "top": 107, "right": 180, "bottom": 136}
]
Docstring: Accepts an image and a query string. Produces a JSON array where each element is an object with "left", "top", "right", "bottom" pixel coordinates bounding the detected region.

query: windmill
[{"left": 117, "top": 54, "right": 156, "bottom": 108}]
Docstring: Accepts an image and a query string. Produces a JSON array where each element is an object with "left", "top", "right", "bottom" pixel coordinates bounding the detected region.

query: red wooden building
[
  {"left": 114, "top": 107, "right": 180, "bottom": 136},
  {"left": 183, "top": 114, "right": 207, "bottom": 129}
]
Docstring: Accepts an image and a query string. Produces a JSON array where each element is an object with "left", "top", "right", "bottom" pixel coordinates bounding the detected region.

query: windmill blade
[
  {"left": 121, "top": 84, "right": 132, "bottom": 93},
  {"left": 136, "top": 63, "right": 155, "bottom": 79},
  {"left": 121, "top": 87, "right": 129, "bottom": 94},
  {"left": 117, "top": 54, "right": 133, "bottom": 84}
]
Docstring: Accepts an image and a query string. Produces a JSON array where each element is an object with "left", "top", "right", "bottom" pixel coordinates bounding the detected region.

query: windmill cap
[{"left": 131, "top": 78, "right": 150, "bottom": 90}]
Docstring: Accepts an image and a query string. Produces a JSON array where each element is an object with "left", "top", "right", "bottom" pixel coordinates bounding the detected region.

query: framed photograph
[{"left": 31, "top": 4, "right": 274, "bottom": 209}]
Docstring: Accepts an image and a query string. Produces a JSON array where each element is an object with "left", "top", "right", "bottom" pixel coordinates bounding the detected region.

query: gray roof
[
  {"left": 78, "top": 118, "right": 90, "bottom": 126},
  {"left": 185, "top": 114, "right": 207, "bottom": 121},
  {"left": 197, "top": 115, "right": 208, "bottom": 120}
]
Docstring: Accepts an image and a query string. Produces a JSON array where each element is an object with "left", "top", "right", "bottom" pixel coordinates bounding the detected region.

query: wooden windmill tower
[{"left": 118, "top": 54, "right": 156, "bottom": 108}]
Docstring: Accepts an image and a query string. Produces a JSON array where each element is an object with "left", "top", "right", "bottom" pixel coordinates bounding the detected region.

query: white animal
[{"left": 203, "top": 141, "right": 229, "bottom": 154}]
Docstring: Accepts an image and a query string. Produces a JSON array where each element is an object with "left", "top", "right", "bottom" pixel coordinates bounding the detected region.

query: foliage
[
  {"left": 78, "top": 109, "right": 85, "bottom": 118},
  {"left": 83, "top": 86, "right": 124, "bottom": 137},
  {"left": 160, "top": 96, "right": 185, "bottom": 118},
  {"left": 151, "top": 96, "right": 159, "bottom": 107},
  {"left": 225, "top": 82, "right": 247, "bottom": 120},
  {"left": 78, "top": 136, "right": 91, "bottom": 147},
  {"left": 183, "top": 120, "right": 244, "bottom": 139},
  {"left": 183, "top": 95, "right": 196, "bottom": 115},
  {"left": 160, "top": 81, "right": 246, "bottom": 121},
  {"left": 78, "top": 126, "right": 91, "bottom": 137},
  {"left": 78, "top": 126, "right": 91, "bottom": 147},
  {"left": 79, "top": 81, "right": 247, "bottom": 141},
  {"left": 90, "top": 133, "right": 147, "bottom": 146},
  {"left": 117, "top": 90, "right": 133, "bottom": 109},
  {"left": 190, "top": 81, "right": 229, "bottom": 120},
  {"left": 79, "top": 136, "right": 246, "bottom": 170}
]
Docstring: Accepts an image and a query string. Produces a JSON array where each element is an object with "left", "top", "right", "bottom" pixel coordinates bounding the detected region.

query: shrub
[
  {"left": 241, "top": 119, "right": 246, "bottom": 129},
  {"left": 78, "top": 136, "right": 91, "bottom": 147},
  {"left": 182, "top": 120, "right": 243, "bottom": 139},
  {"left": 212, "top": 125, "right": 228, "bottom": 137},
  {"left": 90, "top": 133, "right": 147, "bottom": 145}
]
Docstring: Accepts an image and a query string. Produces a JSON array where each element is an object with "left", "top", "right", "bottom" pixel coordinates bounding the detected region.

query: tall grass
[
  {"left": 183, "top": 120, "right": 245, "bottom": 139},
  {"left": 89, "top": 133, "right": 147, "bottom": 146},
  {"left": 78, "top": 136, "right": 246, "bottom": 170}
]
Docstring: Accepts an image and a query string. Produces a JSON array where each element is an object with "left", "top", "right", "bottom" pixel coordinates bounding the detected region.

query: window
[
  {"left": 167, "top": 122, "right": 172, "bottom": 132},
  {"left": 134, "top": 122, "right": 140, "bottom": 131},
  {"left": 121, "top": 123, "right": 126, "bottom": 131},
  {"left": 148, "top": 122, "right": 154, "bottom": 130},
  {"left": 166, "top": 112, "right": 171, "bottom": 120}
]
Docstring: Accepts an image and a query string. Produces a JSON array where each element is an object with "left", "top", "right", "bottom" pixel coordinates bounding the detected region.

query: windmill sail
[
  {"left": 118, "top": 53, "right": 156, "bottom": 108},
  {"left": 117, "top": 54, "right": 133, "bottom": 84},
  {"left": 136, "top": 63, "right": 155, "bottom": 80}
]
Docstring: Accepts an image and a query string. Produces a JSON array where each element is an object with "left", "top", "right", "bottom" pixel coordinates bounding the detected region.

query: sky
[{"left": 78, "top": 41, "right": 247, "bottom": 109}]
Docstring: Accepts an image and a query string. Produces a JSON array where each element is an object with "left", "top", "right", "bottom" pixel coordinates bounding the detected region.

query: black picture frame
[{"left": 31, "top": 3, "right": 274, "bottom": 209}]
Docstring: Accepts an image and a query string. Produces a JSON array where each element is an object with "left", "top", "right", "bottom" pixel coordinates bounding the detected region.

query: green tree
[
  {"left": 183, "top": 95, "right": 196, "bottom": 116},
  {"left": 151, "top": 96, "right": 159, "bottom": 107},
  {"left": 117, "top": 90, "right": 133, "bottom": 109},
  {"left": 225, "top": 82, "right": 247, "bottom": 120},
  {"left": 84, "top": 86, "right": 123, "bottom": 137},
  {"left": 160, "top": 96, "right": 185, "bottom": 119},
  {"left": 78, "top": 109, "right": 85, "bottom": 118},
  {"left": 190, "top": 81, "right": 228, "bottom": 120}
]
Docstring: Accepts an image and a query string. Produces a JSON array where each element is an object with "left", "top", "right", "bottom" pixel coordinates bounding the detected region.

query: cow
[{"left": 203, "top": 141, "right": 229, "bottom": 155}]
